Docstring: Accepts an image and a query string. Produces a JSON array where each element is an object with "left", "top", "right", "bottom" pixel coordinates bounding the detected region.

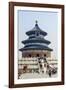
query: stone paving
[{"left": 19, "top": 73, "right": 57, "bottom": 79}]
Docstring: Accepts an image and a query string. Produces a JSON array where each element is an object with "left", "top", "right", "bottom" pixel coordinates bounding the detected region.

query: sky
[{"left": 18, "top": 10, "right": 58, "bottom": 59}]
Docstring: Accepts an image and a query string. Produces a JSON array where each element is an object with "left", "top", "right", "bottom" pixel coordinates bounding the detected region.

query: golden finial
[{"left": 35, "top": 20, "right": 38, "bottom": 24}]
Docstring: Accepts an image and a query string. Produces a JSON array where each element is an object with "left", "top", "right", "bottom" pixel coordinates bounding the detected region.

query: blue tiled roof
[
  {"left": 22, "top": 38, "right": 51, "bottom": 45},
  {"left": 19, "top": 44, "right": 53, "bottom": 51},
  {"left": 26, "top": 23, "right": 47, "bottom": 36},
  {"left": 19, "top": 21, "right": 53, "bottom": 52}
]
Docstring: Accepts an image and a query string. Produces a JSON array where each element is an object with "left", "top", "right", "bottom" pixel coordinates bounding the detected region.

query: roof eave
[{"left": 19, "top": 48, "right": 53, "bottom": 52}]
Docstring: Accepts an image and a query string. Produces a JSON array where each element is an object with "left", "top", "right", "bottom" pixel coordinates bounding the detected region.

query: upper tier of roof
[{"left": 26, "top": 21, "right": 47, "bottom": 36}]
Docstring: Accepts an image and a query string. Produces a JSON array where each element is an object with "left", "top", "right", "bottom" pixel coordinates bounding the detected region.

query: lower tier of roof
[{"left": 19, "top": 44, "right": 53, "bottom": 51}]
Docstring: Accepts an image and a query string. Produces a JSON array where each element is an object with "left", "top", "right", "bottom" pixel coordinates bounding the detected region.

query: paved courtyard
[{"left": 19, "top": 73, "right": 57, "bottom": 79}]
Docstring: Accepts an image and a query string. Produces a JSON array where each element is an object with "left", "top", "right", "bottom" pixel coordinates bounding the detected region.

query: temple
[
  {"left": 19, "top": 20, "right": 53, "bottom": 58},
  {"left": 18, "top": 21, "right": 57, "bottom": 78}
]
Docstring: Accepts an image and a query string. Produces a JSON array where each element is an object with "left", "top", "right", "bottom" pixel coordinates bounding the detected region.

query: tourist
[{"left": 49, "top": 69, "right": 51, "bottom": 77}]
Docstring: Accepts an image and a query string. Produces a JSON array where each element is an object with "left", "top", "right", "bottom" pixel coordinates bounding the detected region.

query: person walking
[{"left": 49, "top": 69, "right": 52, "bottom": 77}]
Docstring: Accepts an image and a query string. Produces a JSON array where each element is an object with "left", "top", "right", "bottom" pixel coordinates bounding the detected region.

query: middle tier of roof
[{"left": 22, "top": 37, "right": 51, "bottom": 45}]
